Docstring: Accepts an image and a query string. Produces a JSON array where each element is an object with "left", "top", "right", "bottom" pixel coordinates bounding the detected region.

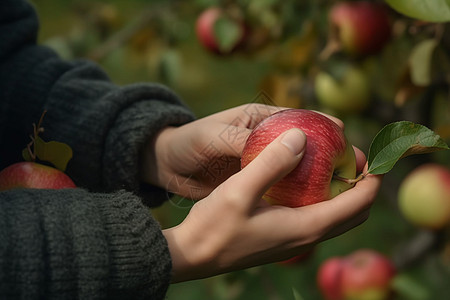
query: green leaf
[
  {"left": 213, "top": 16, "right": 243, "bottom": 53},
  {"left": 409, "top": 39, "right": 438, "bottom": 86},
  {"left": 385, "top": 0, "right": 450, "bottom": 22},
  {"left": 367, "top": 121, "right": 449, "bottom": 175},
  {"left": 292, "top": 287, "right": 304, "bottom": 300},
  {"left": 34, "top": 136, "right": 73, "bottom": 172},
  {"left": 391, "top": 273, "right": 430, "bottom": 300},
  {"left": 22, "top": 147, "right": 33, "bottom": 162}
]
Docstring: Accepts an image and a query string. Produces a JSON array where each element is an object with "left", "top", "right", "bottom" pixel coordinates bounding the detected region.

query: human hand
[
  {"left": 140, "top": 104, "right": 285, "bottom": 199},
  {"left": 162, "top": 127, "right": 382, "bottom": 282}
]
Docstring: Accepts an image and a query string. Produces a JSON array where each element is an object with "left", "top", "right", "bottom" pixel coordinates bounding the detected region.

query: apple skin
[
  {"left": 0, "top": 162, "right": 76, "bottom": 190},
  {"left": 398, "top": 163, "right": 450, "bottom": 230},
  {"left": 195, "top": 7, "right": 244, "bottom": 55},
  {"left": 315, "top": 65, "right": 371, "bottom": 114},
  {"left": 317, "top": 249, "right": 396, "bottom": 300},
  {"left": 330, "top": 1, "right": 392, "bottom": 56},
  {"left": 241, "top": 109, "right": 356, "bottom": 207}
]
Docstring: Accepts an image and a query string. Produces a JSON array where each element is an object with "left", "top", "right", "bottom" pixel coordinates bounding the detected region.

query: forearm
[{"left": 0, "top": 188, "right": 172, "bottom": 299}]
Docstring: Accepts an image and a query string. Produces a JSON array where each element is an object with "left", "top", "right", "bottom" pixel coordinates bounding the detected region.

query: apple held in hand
[
  {"left": 241, "top": 109, "right": 356, "bottom": 207},
  {"left": 0, "top": 162, "right": 76, "bottom": 190},
  {"left": 317, "top": 249, "right": 396, "bottom": 300},
  {"left": 330, "top": 1, "right": 391, "bottom": 56},
  {"left": 398, "top": 163, "right": 450, "bottom": 230}
]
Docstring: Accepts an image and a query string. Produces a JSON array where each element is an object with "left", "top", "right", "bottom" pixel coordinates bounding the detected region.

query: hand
[
  {"left": 162, "top": 128, "right": 382, "bottom": 282},
  {"left": 140, "top": 104, "right": 285, "bottom": 199}
]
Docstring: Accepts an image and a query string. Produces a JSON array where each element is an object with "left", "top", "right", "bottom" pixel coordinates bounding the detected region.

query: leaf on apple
[
  {"left": 367, "top": 121, "right": 449, "bottom": 175},
  {"left": 385, "top": 0, "right": 450, "bottom": 22},
  {"left": 23, "top": 136, "right": 73, "bottom": 172},
  {"left": 213, "top": 16, "right": 243, "bottom": 53},
  {"left": 409, "top": 39, "right": 438, "bottom": 87}
]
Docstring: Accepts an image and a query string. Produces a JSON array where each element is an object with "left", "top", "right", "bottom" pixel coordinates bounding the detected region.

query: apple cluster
[
  {"left": 315, "top": 1, "right": 392, "bottom": 115},
  {"left": 317, "top": 249, "right": 396, "bottom": 300}
]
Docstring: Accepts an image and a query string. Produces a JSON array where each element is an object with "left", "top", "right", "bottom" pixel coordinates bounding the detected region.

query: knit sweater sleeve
[
  {"left": 0, "top": 0, "right": 196, "bottom": 298},
  {"left": 0, "top": 188, "right": 172, "bottom": 300}
]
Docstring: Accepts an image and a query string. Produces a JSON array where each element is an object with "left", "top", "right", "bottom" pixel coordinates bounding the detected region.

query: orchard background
[{"left": 31, "top": 0, "right": 450, "bottom": 299}]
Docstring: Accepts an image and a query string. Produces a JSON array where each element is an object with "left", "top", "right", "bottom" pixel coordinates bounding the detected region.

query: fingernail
[{"left": 281, "top": 128, "right": 306, "bottom": 156}]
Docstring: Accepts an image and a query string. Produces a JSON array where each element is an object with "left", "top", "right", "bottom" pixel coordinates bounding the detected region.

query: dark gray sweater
[{"left": 0, "top": 0, "right": 195, "bottom": 299}]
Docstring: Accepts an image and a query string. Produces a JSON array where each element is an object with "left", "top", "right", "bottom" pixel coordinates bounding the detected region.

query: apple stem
[
  {"left": 319, "top": 36, "right": 342, "bottom": 61},
  {"left": 27, "top": 110, "right": 47, "bottom": 162},
  {"left": 333, "top": 172, "right": 366, "bottom": 185}
]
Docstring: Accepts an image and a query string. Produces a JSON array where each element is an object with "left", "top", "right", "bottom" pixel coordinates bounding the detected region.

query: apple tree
[{"left": 32, "top": 0, "right": 450, "bottom": 299}]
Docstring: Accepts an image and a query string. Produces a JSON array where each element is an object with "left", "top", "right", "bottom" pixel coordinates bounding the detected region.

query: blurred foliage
[{"left": 31, "top": 0, "right": 450, "bottom": 299}]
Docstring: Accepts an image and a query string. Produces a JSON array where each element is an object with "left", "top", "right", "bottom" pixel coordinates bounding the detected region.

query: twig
[{"left": 87, "top": 4, "right": 167, "bottom": 61}]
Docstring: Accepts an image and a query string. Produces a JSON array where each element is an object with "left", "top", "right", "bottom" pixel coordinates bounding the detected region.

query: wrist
[
  {"left": 162, "top": 220, "right": 220, "bottom": 283},
  {"left": 139, "top": 126, "right": 175, "bottom": 187}
]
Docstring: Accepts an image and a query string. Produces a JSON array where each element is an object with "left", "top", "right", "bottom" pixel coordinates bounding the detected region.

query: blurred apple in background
[
  {"left": 195, "top": 7, "right": 245, "bottom": 55},
  {"left": 398, "top": 163, "right": 450, "bottom": 230},
  {"left": 317, "top": 249, "right": 396, "bottom": 300},
  {"left": 329, "top": 1, "right": 392, "bottom": 57},
  {"left": 241, "top": 109, "right": 356, "bottom": 207},
  {"left": 315, "top": 64, "right": 371, "bottom": 114},
  {"left": 0, "top": 161, "right": 76, "bottom": 190}
]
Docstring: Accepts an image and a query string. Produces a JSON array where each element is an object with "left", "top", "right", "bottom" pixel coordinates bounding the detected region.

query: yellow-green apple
[
  {"left": 330, "top": 1, "right": 392, "bottom": 56},
  {"left": 317, "top": 249, "right": 396, "bottom": 300},
  {"left": 398, "top": 163, "right": 450, "bottom": 230},
  {"left": 195, "top": 7, "right": 245, "bottom": 55},
  {"left": 241, "top": 109, "right": 356, "bottom": 207},
  {"left": 315, "top": 65, "right": 371, "bottom": 114},
  {"left": 0, "top": 162, "right": 76, "bottom": 190}
]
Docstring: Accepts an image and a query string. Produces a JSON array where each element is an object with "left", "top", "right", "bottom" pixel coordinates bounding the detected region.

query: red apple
[
  {"left": 318, "top": 249, "right": 396, "bottom": 300},
  {"left": 398, "top": 163, "right": 450, "bottom": 230},
  {"left": 241, "top": 109, "right": 356, "bottom": 207},
  {"left": 0, "top": 162, "right": 76, "bottom": 190},
  {"left": 330, "top": 1, "right": 392, "bottom": 56},
  {"left": 195, "top": 7, "right": 245, "bottom": 55}
]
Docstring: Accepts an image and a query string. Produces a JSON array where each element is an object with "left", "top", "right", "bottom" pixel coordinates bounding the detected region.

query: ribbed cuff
[
  {"left": 95, "top": 190, "right": 172, "bottom": 299},
  {"left": 103, "top": 83, "right": 195, "bottom": 207}
]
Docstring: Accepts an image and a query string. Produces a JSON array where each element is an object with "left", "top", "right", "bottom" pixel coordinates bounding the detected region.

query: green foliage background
[{"left": 31, "top": 0, "right": 450, "bottom": 299}]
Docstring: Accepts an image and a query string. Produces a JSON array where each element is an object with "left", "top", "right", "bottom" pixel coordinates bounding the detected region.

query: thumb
[{"left": 225, "top": 128, "right": 306, "bottom": 210}]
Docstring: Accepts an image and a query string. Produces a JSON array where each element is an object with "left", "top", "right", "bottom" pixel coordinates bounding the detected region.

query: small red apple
[
  {"left": 330, "top": 1, "right": 392, "bottom": 56},
  {"left": 241, "top": 109, "right": 356, "bottom": 207},
  {"left": 398, "top": 163, "right": 450, "bottom": 230},
  {"left": 195, "top": 7, "right": 245, "bottom": 55},
  {"left": 0, "top": 162, "right": 76, "bottom": 190},
  {"left": 318, "top": 249, "right": 396, "bottom": 300}
]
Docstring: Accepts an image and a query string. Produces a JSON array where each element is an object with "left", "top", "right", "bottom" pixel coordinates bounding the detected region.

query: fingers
[
  {"left": 207, "top": 104, "right": 286, "bottom": 128},
  {"left": 222, "top": 128, "right": 306, "bottom": 210},
  {"left": 300, "top": 166, "right": 383, "bottom": 237},
  {"left": 208, "top": 123, "right": 252, "bottom": 157},
  {"left": 353, "top": 146, "right": 367, "bottom": 173}
]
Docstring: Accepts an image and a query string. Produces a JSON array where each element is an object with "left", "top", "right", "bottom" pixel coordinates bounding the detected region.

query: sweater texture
[{"left": 0, "top": 0, "right": 195, "bottom": 299}]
